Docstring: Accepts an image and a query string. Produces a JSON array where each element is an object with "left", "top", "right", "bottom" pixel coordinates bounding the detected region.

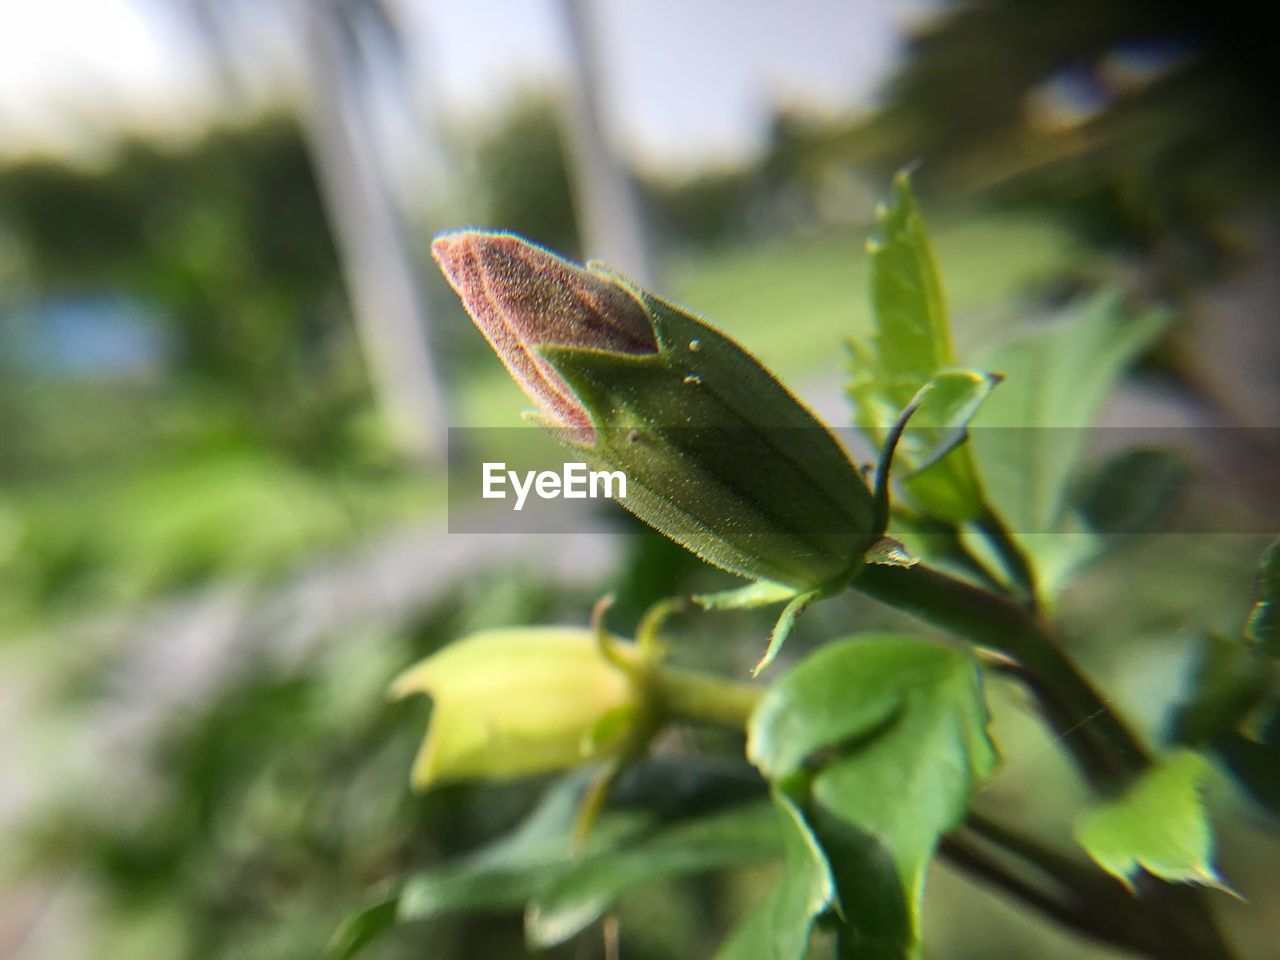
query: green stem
[
  {"left": 963, "top": 812, "right": 1235, "bottom": 960},
  {"left": 966, "top": 811, "right": 1122, "bottom": 900},
  {"left": 938, "top": 833, "right": 1147, "bottom": 956},
  {"left": 972, "top": 505, "right": 1040, "bottom": 607},
  {"left": 650, "top": 664, "right": 763, "bottom": 730},
  {"left": 853, "top": 562, "right": 1149, "bottom": 791},
  {"left": 853, "top": 562, "right": 1236, "bottom": 958}
]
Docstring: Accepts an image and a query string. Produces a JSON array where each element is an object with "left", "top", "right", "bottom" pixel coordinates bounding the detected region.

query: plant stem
[
  {"left": 643, "top": 635, "right": 1234, "bottom": 958},
  {"left": 938, "top": 832, "right": 1145, "bottom": 956},
  {"left": 650, "top": 664, "right": 762, "bottom": 730},
  {"left": 853, "top": 562, "right": 1149, "bottom": 792},
  {"left": 957, "top": 813, "right": 1236, "bottom": 960},
  {"left": 854, "top": 562, "right": 1236, "bottom": 958},
  {"left": 972, "top": 505, "right": 1039, "bottom": 607}
]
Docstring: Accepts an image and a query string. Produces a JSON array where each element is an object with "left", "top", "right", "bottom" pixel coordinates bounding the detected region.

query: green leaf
[
  {"left": 1207, "top": 711, "right": 1280, "bottom": 814},
  {"left": 1245, "top": 537, "right": 1280, "bottom": 657},
  {"left": 849, "top": 172, "right": 996, "bottom": 523},
  {"left": 326, "top": 895, "right": 400, "bottom": 960},
  {"left": 1074, "top": 447, "right": 1189, "bottom": 536},
  {"left": 1006, "top": 446, "right": 1190, "bottom": 593},
  {"left": 971, "top": 291, "right": 1169, "bottom": 542},
  {"left": 396, "top": 773, "right": 606, "bottom": 923},
  {"left": 526, "top": 801, "right": 782, "bottom": 947},
  {"left": 1171, "top": 633, "right": 1269, "bottom": 748},
  {"left": 748, "top": 635, "right": 997, "bottom": 955},
  {"left": 866, "top": 173, "right": 952, "bottom": 385},
  {"left": 715, "top": 792, "right": 837, "bottom": 960},
  {"left": 1074, "top": 750, "right": 1227, "bottom": 892},
  {"left": 326, "top": 775, "right": 591, "bottom": 959},
  {"left": 902, "top": 369, "right": 1002, "bottom": 476},
  {"left": 329, "top": 762, "right": 776, "bottom": 957}
]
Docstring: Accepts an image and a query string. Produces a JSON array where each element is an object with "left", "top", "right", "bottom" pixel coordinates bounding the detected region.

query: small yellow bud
[{"left": 390, "top": 628, "right": 642, "bottom": 789}]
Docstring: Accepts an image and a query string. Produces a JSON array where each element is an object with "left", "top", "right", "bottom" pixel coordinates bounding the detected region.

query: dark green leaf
[
  {"left": 396, "top": 773, "right": 606, "bottom": 923},
  {"left": 326, "top": 895, "right": 400, "bottom": 960},
  {"left": 527, "top": 801, "right": 782, "bottom": 947},
  {"left": 1171, "top": 624, "right": 1280, "bottom": 816},
  {"left": 1171, "top": 633, "right": 1269, "bottom": 747},
  {"left": 748, "top": 635, "right": 997, "bottom": 955},
  {"left": 331, "top": 763, "right": 774, "bottom": 957},
  {"left": 1074, "top": 750, "right": 1227, "bottom": 891},
  {"left": 1208, "top": 711, "right": 1280, "bottom": 814},
  {"left": 1075, "top": 447, "right": 1189, "bottom": 535}
]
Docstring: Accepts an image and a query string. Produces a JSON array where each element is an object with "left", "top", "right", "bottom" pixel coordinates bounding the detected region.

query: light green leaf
[
  {"left": 1245, "top": 537, "right": 1280, "bottom": 657},
  {"left": 1074, "top": 750, "right": 1227, "bottom": 891},
  {"left": 902, "top": 369, "right": 1002, "bottom": 476},
  {"left": 970, "top": 291, "right": 1170, "bottom": 545},
  {"left": 849, "top": 172, "right": 996, "bottom": 523},
  {"left": 748, "top": 635, "right": 997, "bottom": 955},
  {"left": 527, "top": 801, "right": 781, "bottom": 947},
  {"left": 866, "top": 172, "right": 952, "bottom": 385},
  {"left": 715, "top": 792, "right": 837, "bottom": 960}
]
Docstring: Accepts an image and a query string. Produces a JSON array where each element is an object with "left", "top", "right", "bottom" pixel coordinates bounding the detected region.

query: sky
[{"left": 0, "top": 0, "right": 914, "bottom": 172}]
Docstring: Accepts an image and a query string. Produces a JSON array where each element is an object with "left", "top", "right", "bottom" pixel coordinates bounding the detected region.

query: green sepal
[
  {"left": 538, "top": 280, "right": 876, "bottom": 594},
  {"left": 752, "top": 589, "right": 823, "bottom": 677},
  {"left": 695, "top": 579, "right": 800, "bottom": 610},
  {"left": 863, "top": 537, "right": 916, "bottom": 568},
  {"left": 901, "top": 370, "right": 1002, "bottom": 477}
]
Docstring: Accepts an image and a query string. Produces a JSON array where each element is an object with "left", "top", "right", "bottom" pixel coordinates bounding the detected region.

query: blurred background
[{"left": 1, "top": 1, "right": 1277, "bottom": 957}]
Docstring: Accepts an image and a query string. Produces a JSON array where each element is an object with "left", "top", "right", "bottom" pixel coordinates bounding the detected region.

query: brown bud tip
[{"left": 433, "top": 231, "right": 657, "bottom": 433}]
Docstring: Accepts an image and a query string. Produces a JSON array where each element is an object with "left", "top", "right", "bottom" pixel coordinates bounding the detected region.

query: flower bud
[
  {"left": 390, "top": 628, "right": 641, "bottom": 789},
  {"left": 434, "top": 231, "right": 876, "bottom": 595}
]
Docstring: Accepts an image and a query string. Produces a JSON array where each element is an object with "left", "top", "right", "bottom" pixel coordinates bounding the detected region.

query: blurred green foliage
[{"left": 3, "top": 6, "right": 1279, "bottom": 957}]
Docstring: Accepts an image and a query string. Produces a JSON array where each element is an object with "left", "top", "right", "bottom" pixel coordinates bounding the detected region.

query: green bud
[
  {"left": 390, "top": 628, "right": 642, "bottom": 789},
  {"left": 433, "top": 231, "right": 876, "bottom": 595}
]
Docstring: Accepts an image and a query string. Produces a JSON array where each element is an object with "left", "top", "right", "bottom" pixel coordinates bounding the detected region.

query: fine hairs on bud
[{"left": 433, "top": 231, "right": 657, "bottom": 436}]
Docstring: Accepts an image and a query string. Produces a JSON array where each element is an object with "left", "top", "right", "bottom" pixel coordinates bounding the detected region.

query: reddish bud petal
[{"left": 433, "top": 232, "right": 657, "bottom": 434}]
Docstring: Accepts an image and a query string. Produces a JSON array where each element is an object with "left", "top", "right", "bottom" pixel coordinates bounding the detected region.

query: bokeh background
[{"left": 1, "top": 1, "right": 1278, "bottom": 958}]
